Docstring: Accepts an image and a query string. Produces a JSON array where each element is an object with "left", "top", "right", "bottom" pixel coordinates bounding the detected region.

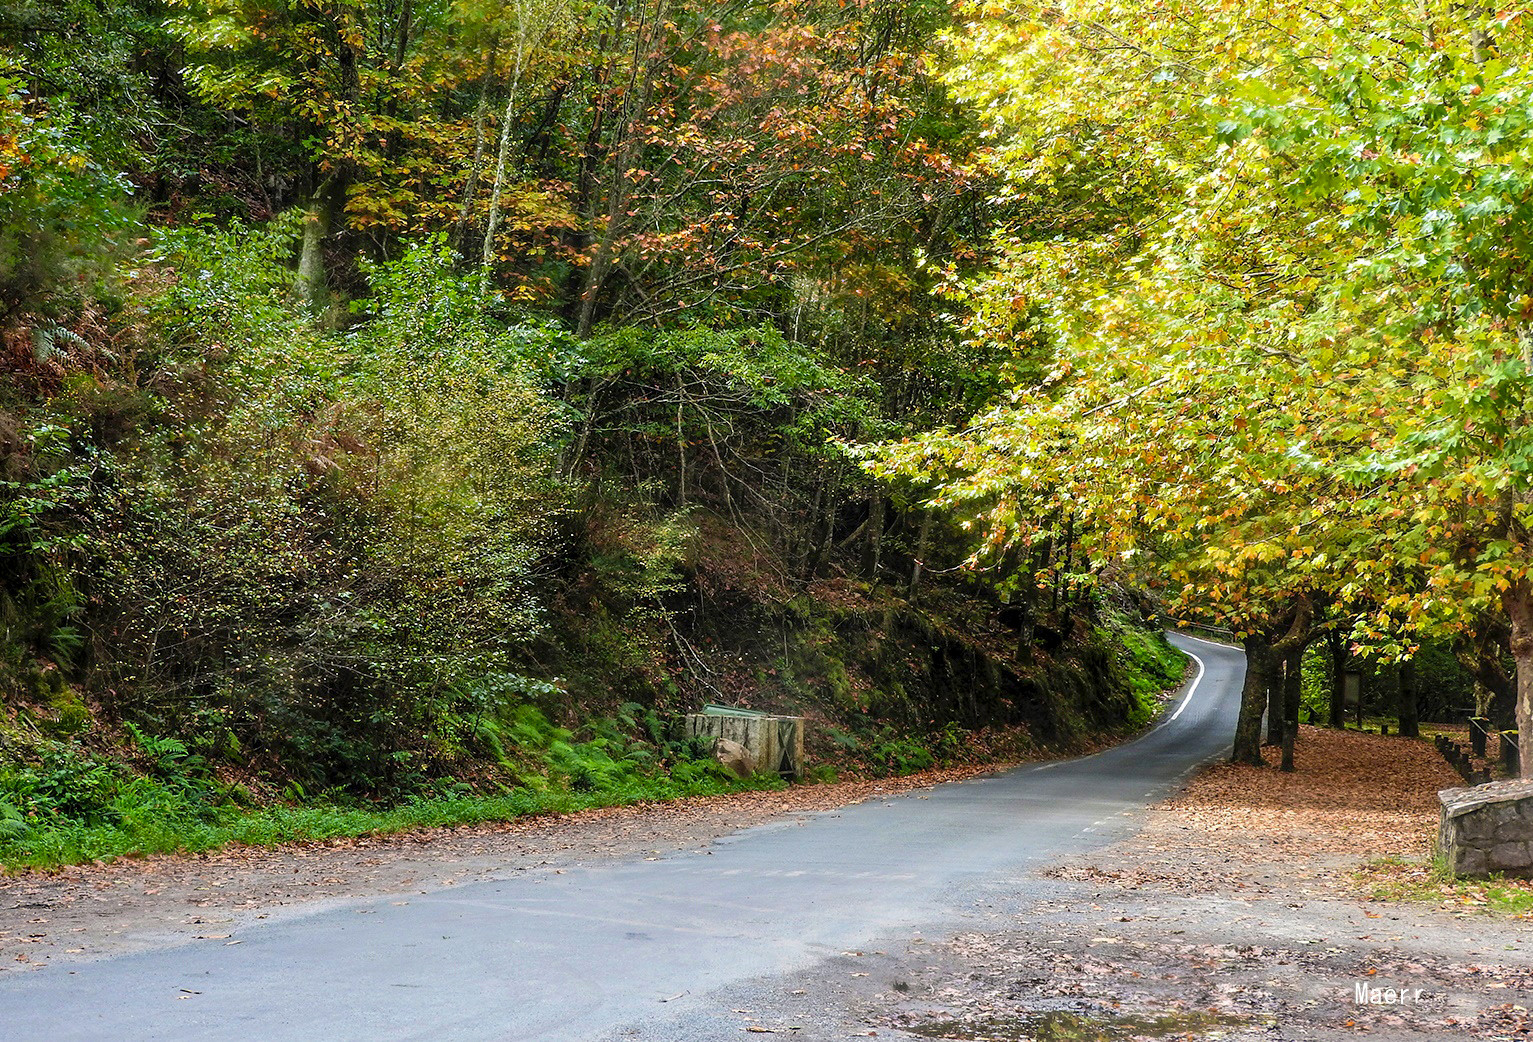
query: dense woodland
[{"left": 1, "top": 0, "right": 1529, "bottom": 864}]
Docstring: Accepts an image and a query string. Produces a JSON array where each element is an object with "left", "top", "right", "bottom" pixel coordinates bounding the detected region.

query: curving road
[{"left": 0, "top": 634, "right": 1244, "bottom": 1041}]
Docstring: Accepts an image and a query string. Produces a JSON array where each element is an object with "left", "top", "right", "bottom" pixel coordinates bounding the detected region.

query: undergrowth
[
  {"left": 0, "top": 703, "right": 780, "bottom": 871},
  {"left": 0, "top": 614, "right": 1189, "bottom": 870},
  {"left": 0, "top": 769, "right": 782, "bottom": 871},
  {"left": 1107, "top": 616, "right": 1189, "bottom": 729}
]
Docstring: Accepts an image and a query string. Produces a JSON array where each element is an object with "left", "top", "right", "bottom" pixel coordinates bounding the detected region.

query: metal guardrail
[{"left": 1156, "top": 615, "right": 1238, "bottom": 644}]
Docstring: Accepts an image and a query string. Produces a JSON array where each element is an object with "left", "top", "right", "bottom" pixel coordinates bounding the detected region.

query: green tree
[
  {"left": 165, "top": 0, "right": 486, "bottom": 311},
  {"left": 870, "top": 0, "right": 1533, "bottom": 774}
]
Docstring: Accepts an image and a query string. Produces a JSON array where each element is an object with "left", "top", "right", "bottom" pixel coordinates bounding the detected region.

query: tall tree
[
  {"left": 871, "top": 0, "right": 1533, "bottom": 775},
  {"left": 166, "top": 0, "right": 480, "bottom": 310}
]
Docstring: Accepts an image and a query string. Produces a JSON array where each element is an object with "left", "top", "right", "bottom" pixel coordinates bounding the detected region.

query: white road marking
[
  {"left": 1166, "top": 641, "right": 1209, "bottom": 723},
  {"left": 1030, "top": 632, "right": 1219, "bottom": 768}
]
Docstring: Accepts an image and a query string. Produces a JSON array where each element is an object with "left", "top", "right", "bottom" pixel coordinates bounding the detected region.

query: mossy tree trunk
[
  {"left": 294, "top": 177, "right": 339, "bottom": 318},
  {"left": 1233, "top": 634, "right": 1270, "bottom": 766},
  {"left": 1280, "top": 647, "right": 1303, "bottom": 771}
]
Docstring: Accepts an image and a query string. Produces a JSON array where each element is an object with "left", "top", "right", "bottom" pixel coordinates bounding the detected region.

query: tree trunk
[
  {"left": 1328, "top": 630, "right": 1346, "bottom": 728},
  {"left": 480, "top": 76, "right": 522, "bottom": 274},
  {"left": 1264, "top": 668, "right": 1285, "bottom": 747},
  {"left": 907, "top": 509, "right": 933, "bottom": 602},
  {"left": 483, "top": 0, "right": 578, "bottom": 278},
  {"left": 1473, "top": 680, "right": 1490, "bottom": 719},
  {"left": 1015, "top": 599, "right": 1035, "bottom": 663},
  {"left": 1281, "top": 649, "right": 1302, "bottom": 771},
  {"left": 1469, "top": 645, "right": 1518, "bottom": 729},
  {"left": 1398, "top": 657, "right": 1420, "bottom": 738},
  {"left": 807, "top": 465, "right": 839, "bottom": 579},
  {"left": 294, "top": 178, "right": 337, "bottom": 318},
  {"left": 674, "top": 376, "right": 686, "bottom": 507},
  {"left": 1503, "top": 584, "right": 1533, "bottom": 779},
  {"left": 800, "top": 478, "right": 823, "bottom": 572},
  {"left": 455, "top": 36, "right": 501, "bottom": 254},
  {"left": 575, "top": 213, "right": 621, "bottom": 338},
  {"left": 861, "top": 494, "right": 885, "bottom": 580},
  {"left": 1232, "top": 635, "right": 1270, "bottom": 766},
  {"left": 574, "top": 0, "right": 663, "bottom": 335}
]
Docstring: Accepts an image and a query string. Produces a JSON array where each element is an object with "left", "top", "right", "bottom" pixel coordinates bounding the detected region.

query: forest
[{"left": 1, "top": 0, "right": 1530, "bottom": 866}]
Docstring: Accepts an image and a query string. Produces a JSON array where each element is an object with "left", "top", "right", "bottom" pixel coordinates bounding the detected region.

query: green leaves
[
  {"left": 862, "top": 0, "right": 1533, "bottom": 646},
  {"left": 0, "top": 86, "right": 137, "bottom": 321}
]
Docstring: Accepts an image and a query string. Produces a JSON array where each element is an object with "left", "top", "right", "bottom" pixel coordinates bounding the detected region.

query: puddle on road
[{"left": 905, "top": 1009, "right": 1250, "bottom": 1041}]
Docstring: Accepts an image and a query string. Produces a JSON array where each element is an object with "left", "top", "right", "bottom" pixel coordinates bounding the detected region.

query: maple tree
[
  {"left": 870, "top": 0, "right": 1533, "bottom": 774},
  {"left": 165, "top": 0, "right": 505, "bottom": 308}
]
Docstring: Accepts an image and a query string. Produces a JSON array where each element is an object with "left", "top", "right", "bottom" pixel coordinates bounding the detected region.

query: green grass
[
  {"left": 0, "top": 699, "right": 798, "bottom": 871},
  {"left": 1358, "top": 855, "right": 1533, "bottom": 918},
  {"left": 0, "top": 614, "right": 1193, "bottom": 872},
  {"left": 0, "top": 763, "right": 783, "bottom": 872},
  {"left": 1110, "top": 618, "right": 1191, "bottom": 728}
]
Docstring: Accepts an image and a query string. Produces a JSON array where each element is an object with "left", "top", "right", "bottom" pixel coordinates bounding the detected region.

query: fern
[{"left": 0, "top": 801, "right": 27, "bottom": 841}]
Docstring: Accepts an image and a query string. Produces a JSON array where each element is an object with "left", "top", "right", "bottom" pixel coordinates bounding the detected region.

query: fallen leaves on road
[
  {"left": 1099, "top": 727, "right": 1460, "bottom": 893},
  {"left": 1049, "top": 725, "right": 1486, "bottom": 904}
]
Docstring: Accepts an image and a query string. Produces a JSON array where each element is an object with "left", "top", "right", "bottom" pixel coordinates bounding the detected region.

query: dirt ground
[
  {"left": 838, "top": 726, "right": 1533, "bottom": 1041},
  {"left": 0, "top": 764, "right": 1001, "bottom": 972}
]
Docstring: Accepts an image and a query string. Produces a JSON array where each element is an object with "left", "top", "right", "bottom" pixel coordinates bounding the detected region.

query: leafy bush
[
  {"left": 0, "top": 85, "right": 135, "bottom": 322},
  {"left": 867, "top": 728, "right": 936, "bottom": 776},
  {"left": 11, "top": 233, "right": 574, "bottom": 794}
]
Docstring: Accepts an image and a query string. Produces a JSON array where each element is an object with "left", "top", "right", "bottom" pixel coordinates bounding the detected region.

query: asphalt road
[{"left": 0, "top": 634, "right": 1244, "bottom": 1042}]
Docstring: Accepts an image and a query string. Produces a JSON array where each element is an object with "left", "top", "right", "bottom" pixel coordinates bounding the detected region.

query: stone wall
[
  {"left": 1438, "top": 780, "right": 1533, "bottom": 878},
  {"left": 684, "top": 713, "right": 804, "bottom": 779}
]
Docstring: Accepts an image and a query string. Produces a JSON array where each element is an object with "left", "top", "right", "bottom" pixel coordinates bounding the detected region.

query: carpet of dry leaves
[
  {"left": 1045, "top": 726, "right": 1476, "bottom": 901},
  {"left": 868, "top": 726, "right": 1533, "bottom": 1042},
  {"left": 1159, "top": 725, "right": 1461, "bottom": 859}
]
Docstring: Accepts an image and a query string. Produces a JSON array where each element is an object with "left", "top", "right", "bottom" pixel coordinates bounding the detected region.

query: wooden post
[{"left": 1470, "top": 718, "right": 1490, "bottom": 757}]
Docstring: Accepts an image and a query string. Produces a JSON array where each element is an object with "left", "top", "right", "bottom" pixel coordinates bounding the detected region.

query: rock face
[
  {"left": 1439, "top": 780, "right": 1533, "bottom": 878},
  {"left": 712, "top": 738, "right": 757, "bottom": 779}
]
